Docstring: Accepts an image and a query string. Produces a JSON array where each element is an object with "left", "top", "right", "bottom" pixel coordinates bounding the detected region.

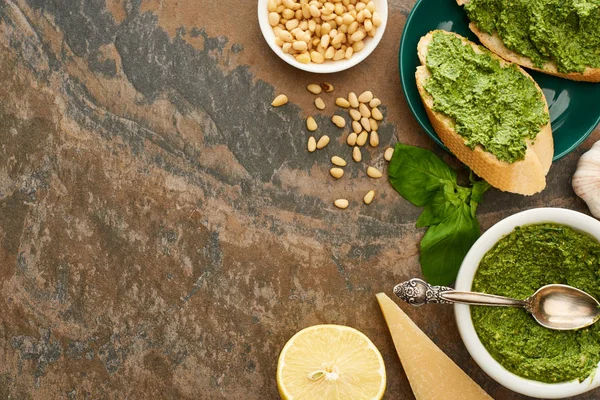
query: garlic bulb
[{"left": 572, "top": 140, "right": 600, "bottom": 219}]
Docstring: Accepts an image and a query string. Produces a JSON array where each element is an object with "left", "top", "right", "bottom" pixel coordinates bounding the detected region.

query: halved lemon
[{"left": 276, "top": 324, "right": 386, "bottom": 400}]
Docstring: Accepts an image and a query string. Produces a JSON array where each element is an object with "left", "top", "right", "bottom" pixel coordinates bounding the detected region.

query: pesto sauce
[
  {"left": 471, "top": 224, "right": 600, "bottom": 383},
  {"left": 464, "top": 0, "right": 600, "bottom": 73},
  {"left": 424, "top": 32, "right": 549, "bottom": 163}
]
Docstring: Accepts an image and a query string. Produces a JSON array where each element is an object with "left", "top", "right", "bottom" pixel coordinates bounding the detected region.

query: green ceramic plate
[{"left": 399, "top": 0, "right": 600, "bottom": 160}]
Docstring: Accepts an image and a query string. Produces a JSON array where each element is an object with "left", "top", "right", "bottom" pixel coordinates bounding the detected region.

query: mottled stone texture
[{"left": 0, "top": 0, "right": 598, "bottom": 399}]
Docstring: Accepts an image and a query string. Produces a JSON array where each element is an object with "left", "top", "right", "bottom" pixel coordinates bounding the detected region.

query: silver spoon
[{"left": 394, "top": 278, "right": 600, "bottom": 331}]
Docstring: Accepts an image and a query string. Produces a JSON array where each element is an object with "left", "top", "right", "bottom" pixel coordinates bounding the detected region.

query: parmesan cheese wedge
[{"left": 376, "top": 293, "right": 492, "bottom": 400}]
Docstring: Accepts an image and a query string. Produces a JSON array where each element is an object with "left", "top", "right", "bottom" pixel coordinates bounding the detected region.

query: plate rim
[{"left": 398, "top": 0, "right": 600, "bottom": 161}]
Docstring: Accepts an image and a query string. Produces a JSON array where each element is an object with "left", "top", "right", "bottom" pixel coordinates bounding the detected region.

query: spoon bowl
[{"left": 528, "top": 284, "right": 600, "bottom": 330}]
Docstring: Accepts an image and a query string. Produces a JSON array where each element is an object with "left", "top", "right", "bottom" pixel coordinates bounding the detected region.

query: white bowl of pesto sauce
[{"left": 455, "top": 208, "right": 600, "bottom": 399}]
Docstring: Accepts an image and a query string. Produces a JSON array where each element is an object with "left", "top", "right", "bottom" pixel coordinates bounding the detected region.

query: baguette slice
[
  {"left": 457, "top": 0, "right": 600, "bottom": 82},
  {"left": 416, "top": 31, "right": 553, "bottom": 195}
]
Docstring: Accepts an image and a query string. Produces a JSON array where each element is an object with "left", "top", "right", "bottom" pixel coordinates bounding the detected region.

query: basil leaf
[
  {"left": 416, "top": 182, "right": 471, "bottom": 227},
  {"left": 420, "top": 203, "right": 481, "bottom": 285},
  {"left": 388, "top": 143, "right": 457, "bottom": 207},
  {"left": 470, "top": 179, "right": 491, "bottom": 218}
]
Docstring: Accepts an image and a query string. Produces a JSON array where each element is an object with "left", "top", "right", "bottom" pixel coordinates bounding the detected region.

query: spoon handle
[{"left": 394, "top": 278, "right": 527, "bottom": 308}]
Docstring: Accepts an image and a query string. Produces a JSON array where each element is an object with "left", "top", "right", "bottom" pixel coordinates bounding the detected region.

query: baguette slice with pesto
[
  {"left": 457, "top": 0, "right": 600, "bottom": 82},
  {"left": 416, "top": 30, "right": 553, "bottom": 195}
]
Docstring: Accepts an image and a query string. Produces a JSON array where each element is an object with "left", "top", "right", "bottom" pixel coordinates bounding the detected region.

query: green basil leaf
[
  {"left": 470, "top": 179, "right": 491, "bottom": 217},
  {"left": 388, "top": 143, "right": 457, "bottom": 207},
  {"left": 416, "top": 182, "right": 472, "bottom": 227},
  {"left": 420, "top": 203, "right": 481, "bottom": 285}
]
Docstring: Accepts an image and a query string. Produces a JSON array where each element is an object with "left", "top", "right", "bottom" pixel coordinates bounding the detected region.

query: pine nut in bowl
[
  {"left": 257, "top": 0, "right": 388, "bottom": 73},
  {"left": 454, "top": 208, "right": 600, "bottom": 399}
]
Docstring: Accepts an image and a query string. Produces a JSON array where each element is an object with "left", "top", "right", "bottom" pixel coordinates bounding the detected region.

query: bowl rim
[
  {"left": 398, "top": 0, "right": 600, "bottom": 162},
  {"left": 257, "top": 0, "right": 388, "bottom": 74},
  {"left": 454, "top": 207, "right": 600, "bottom": 399}
]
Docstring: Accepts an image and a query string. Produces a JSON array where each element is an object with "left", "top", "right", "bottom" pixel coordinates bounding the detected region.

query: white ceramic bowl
[
  {"left": 455, "top": 208, "right": 600, "bottom": 399},
  {"left": 257, "top": 0, "right": 388, "bottom": 73}
]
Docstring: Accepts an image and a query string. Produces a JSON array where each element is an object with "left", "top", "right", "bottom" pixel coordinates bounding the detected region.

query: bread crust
[
  {"left": 457, "top": 0, "right": 600, "bottom": 82},
  {"left": 416, "top": 31, "right": 553, "bottom": 195}
]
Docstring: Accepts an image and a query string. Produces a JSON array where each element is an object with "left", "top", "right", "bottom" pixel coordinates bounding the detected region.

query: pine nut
[
  {"left": 364, "top": 19, "right": 373, "bottom": 32},
  {"left": 336, "top": 97, "right": 350, "bottom": 108},
  {"left": 321, "top": 82, "right": 334, "bottom": 92},
  {"left": 331, "top": 156, "right": 347, "bottom": 167},
  {"left": 363, "top": 190, "right": 375, "bottom": 205},
  {"left": 309, "top": 4, "right": 320, "bottom": 17},
  {"left": 296, "top": 53, "right": 311, "bottom": 63},
  {"left": 372, "top": 11, "right": 382, "bottom": 27},
  {"left": 361, "top": 117, "right": 371, "bottom": 131},
  {"left": 358, "top": 91, "right": 374, "bottom": 103},
  {"left": 333, "top": 49, "right": 345, "bottom": 60},
  {"left": 317, "top": 135, "right": 330, "bottom": 149},
  {"left": 384, "top": 147, "right": 394, "bottom": 161},
  {"left": 347, "top": 132, "right": 357, "bottom": 146},
  {"left": 370, "top": 131, "right": 379, "bottom": 147},
  {"left": 334, "top": 199, "right": 349, "bottom": 209},
  {"left": 370, "top": 118, "right": 378, "bottom": 131},
  {"left": 352, "top": 120, "right": 362, "bottom": 133},
  {"left": 359, "top": 103, "right": 371, "bottom": 118},
  {"left": 267, "top": 0, "right": 277, "bottom": 12},
  {"left": 271, "top": 94, "right": 288, "bottom": 107},
  {"left": 269, "top": 12, "right": 280, "bottom": 26},
  {"left": 348, "top": 92, "right": 359, "bottom": 108},
  {"left": 330, "top": 167, "right": 344, "bottom": 179},
  {"left": 349, "top": 109, "right": 361, "bottom": 121},
  {"left": 344, "top": 47, "right": 353, "bottom": 59},
  {"left": 369, "top": 98, "right": 381, "bottom": 108},
  {"left": 356, "top": 131, "right": 368, "bottom": 146},
  {"left": 325, "top": 46, "right": 335, "bottom": 59},
  {"left": 315, "top": 97, "right": 326, "bottom": 110},
  {"left": 367, "top": 166, "right": 382, "bottom": 178},
  {"left": 307, "top": 116, "right": 318, "bottom": 131},
  {"left": 352, "top": 40, "right": 365, "bottom": 53},
  {"left": 307, "top": 83, "right": 322, "bottom": 94},
  {"left": 350, "top": 30, "right": 366, "bottom": 42},
  {"left": 371, "top": 107, "right": 383, "bottom": 120},
  {"left": 308, "top": 136, "right": 317, "bottom": 152},
  {"left": 332, "top": 115, "right": 346, "bottom": 128},
  {"left": 293, "top": 41, "right": 308, "bottom": 51},
  {"left": 353, "top": 146, "right": 362, "bottom": 162},
  {"left": 310, "top": 51, "right": 324, "bottom": 63}
]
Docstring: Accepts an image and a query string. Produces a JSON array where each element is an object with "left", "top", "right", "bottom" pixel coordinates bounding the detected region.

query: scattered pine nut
[
  {"left": 308, "top": 136, "right": 317, "bottom": 152},
  {"left": 334, "top": 199, "right": 349, "bottom": 209},
  {"left": 359, "top": 103, "right": 371, "bottom": 118},
  {"left": 336, "top": 97, "right": 350, "bottom": 108},
  {"left": 384, "top": 147, "right": 394, "bottom": 161},
  {"left": 353, "top": 146, "right": 362, "bottom": 162},
  {"left": 347, "top": 132, "right": 358, "bottom": 146},
  {"left": 317, "top": 135, "right": 330, "bottom": 149},
  {"left": 356, "top": 131, "right": 368, "bottom": 146},
  {"left": 306, "top": 83, "right": 321, "bottom": 94},
  {"left": 369, "top": 98, "right": 381, "bottom": 108},
  {"left": 271, "top": 94, "right": 288, "bottom": 107},
  {"left": 370, "top": 131, "right": 379, "bottom": 147},
  {"left": 367, "top": 166, "right": 383, "bottom": 178},
  {"left": 315, "top": 97, "right": 326, "bottom": 110},
  {"left": 332, "top": 115, "right": 346, "bottom": 128},
  {"left": 360, "top": 117, "right": 371, "bottom": 132},
  {"left": 331, "top": 156, "right": 347, "bottom": 167},
  {"left": 321, "top": 82, "right": 334, "bottom": 93},
  {"left": 307, "top": 116, "right": 318, "bottom": 131},
  {"left": 372, "top": 107, "right": 383, "bottom": 120},
  {"left": 364, "top": 190, "right": 375, "bottom": 205},
  {"left": 358, "top": 91, "right": 374, "bottom": 103},
  {"left": 349, "top": 109, "right": 362, "bottom": 121},
  {"left": 348, "top": 92, "right": 359, "bottom": 108},
  {"left": 370, "top": 118, "right": 378, "bottom": 131},
  {"left": 330, "top": 167, "right": 344, "bottom": 179}
]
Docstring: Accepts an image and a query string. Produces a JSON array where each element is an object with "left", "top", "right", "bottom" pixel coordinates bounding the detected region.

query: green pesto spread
[
  {"left": 424, "top": 32, "right": 549, "bottom": 163},
  {"left": 471, "top": 223, "right": 600, "bottom": 383},
  {"left": 464, "top": 0, "right": 600, "bottom": 73}
]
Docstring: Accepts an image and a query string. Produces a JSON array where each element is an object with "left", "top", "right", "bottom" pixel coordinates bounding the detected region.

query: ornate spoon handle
[{"left": 393, "top": 278, "right": 527, "bottom": 308}]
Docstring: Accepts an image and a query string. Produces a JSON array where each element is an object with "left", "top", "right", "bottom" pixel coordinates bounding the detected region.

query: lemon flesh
[{"left": 277, "top": 324, "right": 386, "bottom": 400}]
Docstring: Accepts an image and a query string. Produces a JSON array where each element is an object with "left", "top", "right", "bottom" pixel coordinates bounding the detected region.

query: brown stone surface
[{"left": 0, "top": 0, "right": 598, "bottom": 399}]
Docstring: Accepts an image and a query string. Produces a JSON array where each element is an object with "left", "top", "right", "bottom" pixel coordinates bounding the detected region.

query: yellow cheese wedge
[{"left": 376, "top": 293, "right": 492, "bottom": 400}]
